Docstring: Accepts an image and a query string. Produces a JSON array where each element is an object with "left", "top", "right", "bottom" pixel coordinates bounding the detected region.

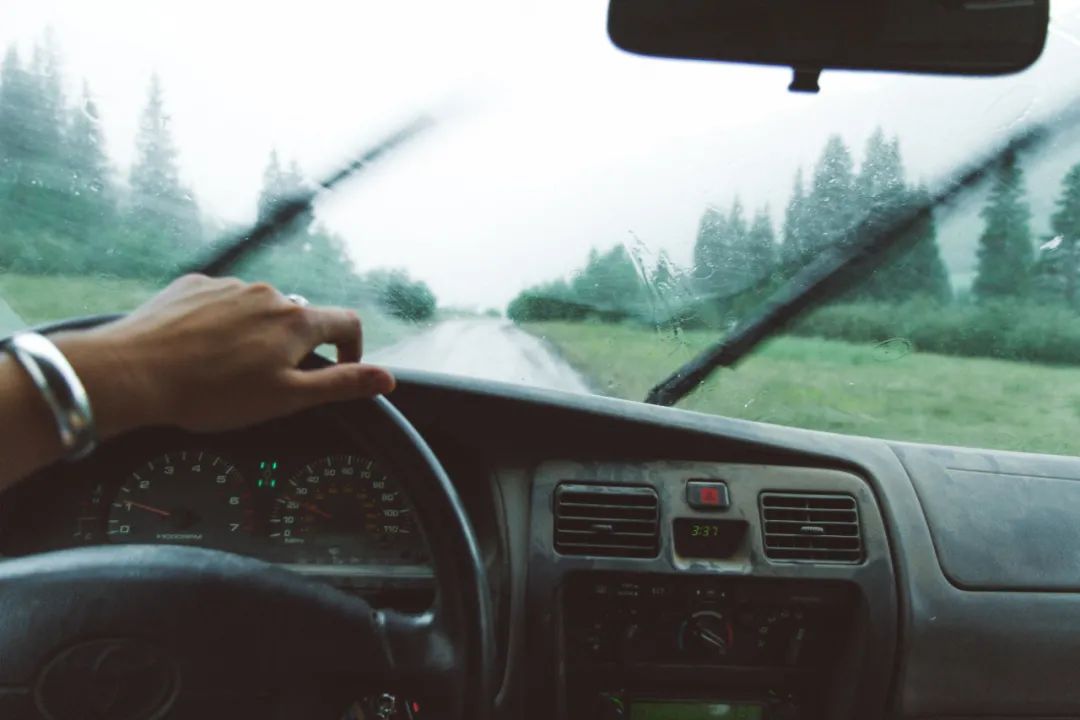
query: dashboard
[{"left": 8, "top": 367, "right": 1080, "bottom": 720}]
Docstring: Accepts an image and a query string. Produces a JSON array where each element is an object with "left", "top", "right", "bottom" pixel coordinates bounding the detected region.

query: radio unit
[{"left": 561, "top": 572, "right": 858, "bottom": 720}]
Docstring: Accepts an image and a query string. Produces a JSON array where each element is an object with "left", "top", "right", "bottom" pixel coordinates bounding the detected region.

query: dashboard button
[{"left": 686, "top": 481, "right": 730, "bottom": 510}]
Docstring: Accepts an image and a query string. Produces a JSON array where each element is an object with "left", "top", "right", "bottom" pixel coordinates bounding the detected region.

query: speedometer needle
[
  {"left": 283, "top": 496, "right": 332, "bottom": 520},
  {"left": 125, "top": 500, "right": 172, "bottom": 518}
]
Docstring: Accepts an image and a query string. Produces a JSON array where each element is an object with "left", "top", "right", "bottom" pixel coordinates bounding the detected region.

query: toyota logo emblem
[{"left": 35, "top": 638, "right": 179, "bottom": 720}]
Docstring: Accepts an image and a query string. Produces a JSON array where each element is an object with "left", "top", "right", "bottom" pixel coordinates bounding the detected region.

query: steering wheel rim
[{"left": 0, "top": 314, "right": 495, "bottom": 720}]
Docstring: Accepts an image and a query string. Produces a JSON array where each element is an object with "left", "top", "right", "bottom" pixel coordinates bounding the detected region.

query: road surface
[
  {"left": 0, "top": 295, "right": 24, "bottom": 337},
  {"left": 371, "top": 319, "right": 591, "bottom": 394}
]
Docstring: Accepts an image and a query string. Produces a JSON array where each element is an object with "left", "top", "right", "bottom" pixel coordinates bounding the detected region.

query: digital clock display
[
  {"left": 673, "top": 518, "right": 747, "bottom": 559},
  {"left": 688, "top": 523, "right": 722, "bottom": 538}
]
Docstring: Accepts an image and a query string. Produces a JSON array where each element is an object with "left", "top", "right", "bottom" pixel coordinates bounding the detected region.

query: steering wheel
[{"left": 0, "top": 315, "right": 496, "bottom": 720}]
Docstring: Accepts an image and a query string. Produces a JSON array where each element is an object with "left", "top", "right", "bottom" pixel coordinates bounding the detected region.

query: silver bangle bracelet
[{"left": 2, "top": 332, "right": 97, "bottom": 461}]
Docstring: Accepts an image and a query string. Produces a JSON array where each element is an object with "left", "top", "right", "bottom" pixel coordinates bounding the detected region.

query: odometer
[
  {"left": 270, "top": 454, "right": 427, "bottom": 565},
  {"left": 108, "top": 451, "right": 254, "bottom": 547}
]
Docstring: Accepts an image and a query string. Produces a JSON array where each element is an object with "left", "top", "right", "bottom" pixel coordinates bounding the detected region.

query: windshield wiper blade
[
  {"left": 645, "top": 99, "right": 1080, "bottom": 407},
  {"left": 184, "top": 115, "right": 435, "bottom": 277}
]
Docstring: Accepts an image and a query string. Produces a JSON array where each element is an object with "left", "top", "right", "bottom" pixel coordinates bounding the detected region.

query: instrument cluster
[
  {"left": 0, "top": 417, "right": 431, "bottom": 576},
  {"left": 78, "top": 450, "right": 427, "bottom": 567}
]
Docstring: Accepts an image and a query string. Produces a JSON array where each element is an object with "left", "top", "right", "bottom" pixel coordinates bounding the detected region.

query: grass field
[
  {"left": 0, "top": 273, "right": 418, "bottom": 351},
  {"left": 527, "top": 321, "right": 1080, "bottom": 457}
]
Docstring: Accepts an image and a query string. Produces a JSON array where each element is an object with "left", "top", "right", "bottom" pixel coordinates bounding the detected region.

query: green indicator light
[
  {"left": 257, "top": 479, "right": 263, "bottom": 488},
  {"left": 272, "top": 461, "right": 278, "bottom": 470},
  {"left": 270, "top": 479, "right": 276, "bottom": 488},
  {"left": 259, "top": 461, "right": 265, "bottom": 469}
]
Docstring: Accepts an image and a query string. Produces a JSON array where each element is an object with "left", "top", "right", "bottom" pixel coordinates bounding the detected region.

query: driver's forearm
[
  {"left": 0, "top": 332, "right": 145, "bottom": 490},
  {"left": 0, "top": 352, "right": 66, "bottom": 490}
]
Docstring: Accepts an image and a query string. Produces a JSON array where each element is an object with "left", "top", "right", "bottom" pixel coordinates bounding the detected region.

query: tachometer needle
[{"left": 125, "top": 500, "right": 172, "bottom": 518}]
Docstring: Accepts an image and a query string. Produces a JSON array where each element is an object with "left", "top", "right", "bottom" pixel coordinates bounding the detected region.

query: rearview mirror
[{"left": 608, "top": 0, "right": 1049, "bottom": 91}]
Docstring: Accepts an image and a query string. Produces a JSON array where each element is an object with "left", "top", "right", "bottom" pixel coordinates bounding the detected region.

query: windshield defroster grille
[{"left": 554, "top": 483, "right": 659, "bottom": 559}]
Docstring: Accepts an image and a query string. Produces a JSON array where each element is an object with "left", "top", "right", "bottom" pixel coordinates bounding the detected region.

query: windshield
[{"left": 3, "top": 0, "right": 1080, "bottom": 456}]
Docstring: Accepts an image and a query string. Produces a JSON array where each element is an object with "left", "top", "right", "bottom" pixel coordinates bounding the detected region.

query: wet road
[
  {"left": 370, "top": 319, "right": 591, "bottom": 394},
  {"left": 0, "top": 296, "right": 24, "bottom": 337}
]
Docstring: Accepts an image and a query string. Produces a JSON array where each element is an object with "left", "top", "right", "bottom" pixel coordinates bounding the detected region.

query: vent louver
[
  {"left": 760, "top": 492, "right": 862, "bottom": 562},
  {"left": 554, "top": 483, "right": 659, "bottom": 558}
]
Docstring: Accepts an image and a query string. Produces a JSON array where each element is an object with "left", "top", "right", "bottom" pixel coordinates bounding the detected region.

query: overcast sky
[{"left": 3, "top": 0, "right": 1080, "bottom": 308}]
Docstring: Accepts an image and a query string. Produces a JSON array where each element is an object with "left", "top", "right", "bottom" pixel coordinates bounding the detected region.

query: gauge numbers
[
  {"left": 107, "top": 451, "right": 253, "bottom": 547},
  {"left": 269, "top": 454, "right": 426, "bottom": 565}
]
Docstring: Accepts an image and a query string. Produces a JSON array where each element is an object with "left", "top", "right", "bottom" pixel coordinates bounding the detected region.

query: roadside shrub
[
  {"left": 789, "top": 300, "right": 1080, "bottom": 366},
  {"left": 507, "top": 291, "right": 592, "bottom": 322},
  {"left": 375, "top": 272, "right": 436, "bottom": 322},
  {"left": 790, "top": 302, "right": 908, "bottom": 344}
]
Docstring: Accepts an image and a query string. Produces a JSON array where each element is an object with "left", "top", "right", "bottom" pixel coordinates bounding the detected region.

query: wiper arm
[
  {"left": 184, "top": 115, "right": 435, "bottom": 277},
  {"left": 645, "top": 98, "right": 1080, "bottom": 407}
]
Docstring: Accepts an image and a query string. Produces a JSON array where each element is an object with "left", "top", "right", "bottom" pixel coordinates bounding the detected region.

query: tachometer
[
  {"left": 269, "top": 454, "right": 426, "bottom": 565},
  {"left": 108, "top": 451, "right": 254, "bottom": 547}
]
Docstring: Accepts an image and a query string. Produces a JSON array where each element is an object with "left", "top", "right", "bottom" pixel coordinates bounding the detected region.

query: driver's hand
[{"left": 56, "top": 274, "right": 395, "bottom": 436}]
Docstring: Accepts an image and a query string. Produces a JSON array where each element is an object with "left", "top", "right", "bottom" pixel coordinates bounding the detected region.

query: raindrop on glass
[
  {"left": 1041, "top": 235, "right": 1063, "bottom": 251},
  {"left": 872, "top": 337, "right": 913, "bottom": 362}
]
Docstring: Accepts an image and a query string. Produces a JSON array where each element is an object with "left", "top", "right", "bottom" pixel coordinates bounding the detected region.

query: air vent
[
  {"left": 760, "top": 492, "right": 862, "bottom": 562},
  {"left": 554, "top": 483, "right": 659, "bottom": 558}
]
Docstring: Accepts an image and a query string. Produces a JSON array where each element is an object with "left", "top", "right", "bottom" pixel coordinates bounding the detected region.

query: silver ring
[{"left": 286, "top": 294, "right": 310, "bottom": 307}]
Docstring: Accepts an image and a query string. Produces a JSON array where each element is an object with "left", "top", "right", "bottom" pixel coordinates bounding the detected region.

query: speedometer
[
  {"left": 269, "top": 454, "right": 426, "bottom": 565},
  {"left": 108, "top": 451, "right": 254, "bottom": 547}
]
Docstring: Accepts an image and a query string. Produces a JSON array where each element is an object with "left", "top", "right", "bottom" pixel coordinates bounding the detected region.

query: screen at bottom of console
[{"left": 629, "top": 700, "right": 764, "bottom": 720}]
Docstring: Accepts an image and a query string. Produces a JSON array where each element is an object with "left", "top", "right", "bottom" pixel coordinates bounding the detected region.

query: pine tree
[
  {"left": 718, "top": 197, "right": 746, "bottom": 285},
  {"left": 1033, "top": 162, "right": 1080, "bottom": 308},
  {"left": 0, "top": 38, "right": 75, "bottom": 271},
  {"left": 804, "top": 135, "right": 856, "bottom": 255},
  {"left": 651, "top": 250, "right": 676, "bottom": 290},
  {"left": 50, "top": 81, "right": 117, "bottom": 274},
  {"left": 571, "top": 244, "right": 646, "bottom": 316},
  {"left": 29, "top": 32, "right": 66, "bottom": 177},
  {"left": 746, "top": 206, "right": 777, "bottom": 281},
  {"left": 256, "top": 148, "right": 285, "bottom": 222},
  {"left": 854, "top": 129, "right": 905, "bottom": 214},
  {"left": 127, "top": 74, "right": 201, "bottom": 274},
  {"left": 886, "top": 184, "right": 951, "bottom": 303},
  {"left": 241, "top": 153, "right": 360, "bottom": 305},
  {"left": 972, "top": 151, "right": 1033, "bottom": 301},
  {"left": 0, "top": 43, "right": 62, "bottom": 174},
  {"left": 692, "top": 206, "right": 729, "bottom": 291},
  {"left": 852, "top": 131, "right": 913, "bottom": 300},
  {"left": 781, "top": 168, "right": 808, "bottom": 266},
  {"left": 66, "top": 83, "right": 112, "bottom": 203},
  {"left": 728, "top": 197, "right": 747, "bottom": 243},
  {"left": 0, "top": 46, "right": 33, "bottom": 266},
  {"left": 255, "top": 151, "right": 313, "bottom": 236}
]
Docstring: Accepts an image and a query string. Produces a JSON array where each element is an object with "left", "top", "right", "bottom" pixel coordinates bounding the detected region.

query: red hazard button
[{"left": 686, "top": 481, "right": 731, "bottom": 510}]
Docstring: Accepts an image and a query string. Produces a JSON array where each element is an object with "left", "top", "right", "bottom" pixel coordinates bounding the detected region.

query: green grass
[
  {"left": 0, "top": 273, "right": 417, "bottom": 352},
  {"left": 0, "top": 273, "right": 157, "bottom": 326},
  {"left": 527, "top": 321, "right": 1080, "bottom": 457}
]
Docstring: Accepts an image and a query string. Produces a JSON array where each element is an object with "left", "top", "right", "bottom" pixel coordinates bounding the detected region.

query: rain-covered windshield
[{"left": 3, "top": 1, "right": 1080, "bottom": 455}]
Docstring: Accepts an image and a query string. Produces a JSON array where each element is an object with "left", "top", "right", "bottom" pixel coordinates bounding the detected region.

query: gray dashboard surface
[{"left": 895, "top": 444, "right": 1080, "bottom": 591}]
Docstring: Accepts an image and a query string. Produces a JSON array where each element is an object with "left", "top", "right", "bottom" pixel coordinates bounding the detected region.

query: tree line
[
  {"left": 0, "top": 33, "right": 435, "bottom": 321},
  {"left": 509, "top": 128, "right": 1080, "bottom": 364}
]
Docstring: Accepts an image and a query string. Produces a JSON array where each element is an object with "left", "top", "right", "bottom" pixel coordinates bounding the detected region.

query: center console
[
  {"left": 521, "top": 460, "right": 897, "bottom": 720},
  {"left": 562, "top": 572, "right": 858, "bottom": 720}
]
